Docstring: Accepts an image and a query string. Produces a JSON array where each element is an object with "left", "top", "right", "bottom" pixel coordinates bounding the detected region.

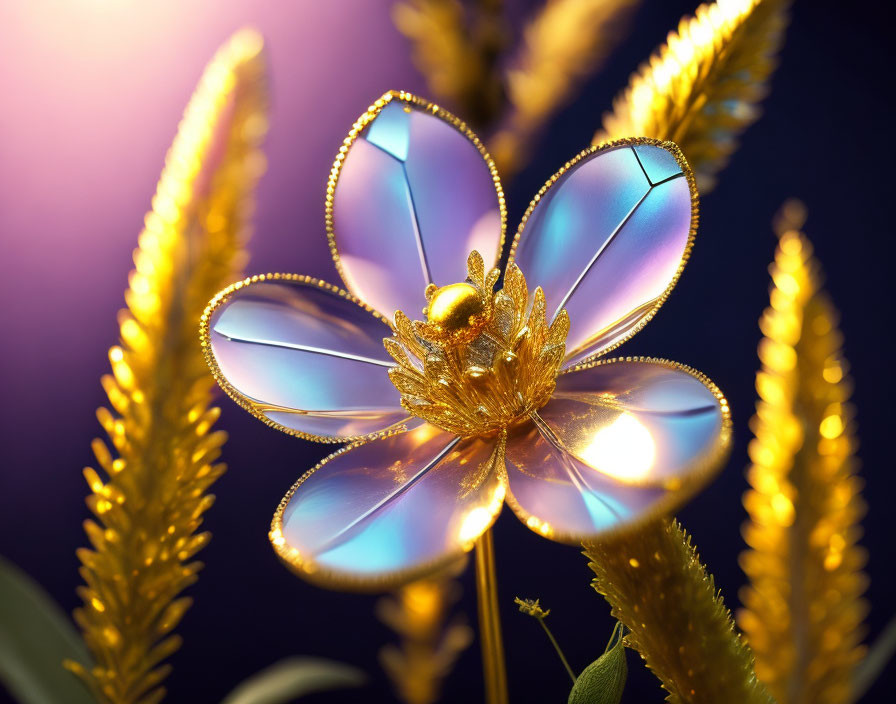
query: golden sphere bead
[{"left": 427, "top": 283, "right": 485, "bottom": 332}]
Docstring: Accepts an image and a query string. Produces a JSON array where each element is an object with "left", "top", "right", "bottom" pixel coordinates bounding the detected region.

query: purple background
[{"left": 1, "top": 1, "right": 893, "bottom": 702}]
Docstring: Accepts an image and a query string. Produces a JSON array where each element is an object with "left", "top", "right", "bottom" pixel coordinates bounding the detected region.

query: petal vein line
[
  {"left": 217, "top": 334, "right": 394, "bottom": 367},
  {"left": 317, "top": 434, "right": 462, "bottom": 554}
]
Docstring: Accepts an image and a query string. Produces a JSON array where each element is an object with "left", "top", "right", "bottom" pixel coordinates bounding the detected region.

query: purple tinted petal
[
  {"left": 562, "top": 177, "right": 693, "bottom": 364},
  {"left": 205, "top": 276, "right": 408, "bottom": 441},
  {"left": 329, "top": 138, "right": 428, "bottom": 320},
  {"left": 272, "top": 422, "right": 505, "bottom": 587},
  {"left": 512, "top": 147, "right": 645, "bottom": 309},
  {"left": 505, "top": 416, "right": 666, "bottom": 541},
  {"left": 550, "top": 359, "right": 730, "bottom": 484},
  {"left": 505, "top": 358, "right": 729, "bottom": 541},
  {"left": 510, "top": 142, "right": 695, "bottom": 366},
  {"left": 330, "top": 94, "right": 504, "bottom": 320}
]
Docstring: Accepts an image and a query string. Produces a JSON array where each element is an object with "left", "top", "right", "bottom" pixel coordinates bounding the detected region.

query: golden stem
[{"left": 475, "top": 528, "right": 508, "bottom": 704}]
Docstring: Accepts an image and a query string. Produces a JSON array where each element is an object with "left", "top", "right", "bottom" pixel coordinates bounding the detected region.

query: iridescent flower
[{"left": 200, "top": 91, "right": 731, "bottom": 589}]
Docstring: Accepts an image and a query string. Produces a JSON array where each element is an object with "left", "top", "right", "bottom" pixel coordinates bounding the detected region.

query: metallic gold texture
[
  {"left": 475, "top": 530, "right": 508, "bottom": 704},
  {"left": 388, "top": 251, "right": 569, "bottom": 437}
]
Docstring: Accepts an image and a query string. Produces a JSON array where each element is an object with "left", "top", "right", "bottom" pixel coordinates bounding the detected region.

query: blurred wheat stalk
[
  {"left": 377, "top": 574, "right": 472, "bottom": 704},
  {"left": 490, "top": 0, "right": 639, "bottom": 175},
  {"left": 65, "top": 30, "right": 268, "bottom": 704},
  {"left": 392, "top": 0, "right": 506, "bottom": 129},
  {"left": 394, "top": 0, "right": 639, "bottom": 176},
  {"left": 738, "top": 200, "right": 868, "bottom": 704},
  {"left": 597, "top": 0, "right": 790, "bottom": 192}
]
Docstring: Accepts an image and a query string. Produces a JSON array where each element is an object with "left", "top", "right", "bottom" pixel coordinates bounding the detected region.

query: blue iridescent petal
[
  {"left": 365, "top": 101, "right": 410, "bottom": 160},
  {"left": 633, "top": 144, "right": 683, "bottom": 183},
  {"left": 510, "top": 142, "right": 695, "bottom": 366},
  {"left": 505, "top": 358, "right": 729, "bottom": 541},
  {"left": 205, "top": 277, "right": 408, "bottom": 441},
  {"left": 330, "top": 93, "right": 504, "bottom": 320},
  {"left": 273, "top": 422, "right": 505, "bottom": 587}
]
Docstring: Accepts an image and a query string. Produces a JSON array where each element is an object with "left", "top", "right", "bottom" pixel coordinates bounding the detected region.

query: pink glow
[{"left": 0, "top": 2, "right": 421, "bottom": 485}]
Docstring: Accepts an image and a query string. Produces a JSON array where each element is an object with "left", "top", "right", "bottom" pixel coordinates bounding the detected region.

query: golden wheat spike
[
  {"left": 738, "top": 201, "right": 868, "bottom": 704},
  {"left": 490, "top": 0, "right": 639, "bottom": 176},
  {"left": 585, "top": 519, "right": 773, "bottom": 704},
  {"left": 65, "top": 30, "right": 268, "bottom": 704},
  {"left": 377, "top": 573, "right": 473, "bottom": 704},
  {"left": 596, "top": 0, "right": 789, "bottom": 192},
  {"left": 392, "top": 0, "right": 505, "bottom": 128}
]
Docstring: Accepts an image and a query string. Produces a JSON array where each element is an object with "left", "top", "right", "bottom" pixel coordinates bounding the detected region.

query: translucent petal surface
[
  {"left": 505, "top": 358, "right": 729, "bottom": 541},
  {"left": 330, "top": 95, "right": 503, "bottom": 320},
  {"left": 205, "top": 276, "right": 408, "bottom": 441},
  {"left": 273, "top": 423, "right": 505, "bottom": 586},
  {"left": 510, "top": 142, "right": 695, "bottom": 367}
]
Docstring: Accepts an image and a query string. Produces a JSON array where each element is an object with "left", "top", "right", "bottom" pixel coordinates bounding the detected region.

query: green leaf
[
  {"left": 568, "top": 623, "right": 627, "bottom": 704},
  {"left": 221, "top": 657, "right": 366, "bottom": 704},
  {"left": 0, "top": 555, "right": 94, "bottom": 704}
]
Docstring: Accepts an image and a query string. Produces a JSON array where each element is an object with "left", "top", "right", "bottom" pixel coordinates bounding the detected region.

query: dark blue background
[{"left": 2, "top": 1, "right": 894, "bottom": 702}]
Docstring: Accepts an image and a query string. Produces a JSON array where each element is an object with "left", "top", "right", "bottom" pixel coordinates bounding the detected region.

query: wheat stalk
[
  {"left": 738, "top": 201, "right": 868, "bottom": 704},
  {"left": 596, "top": 0, "right": 789, "bottom": 192},
  {"left": 585, "top": 519, "right": 773, "bottom": 704},
  {"left": 65, "top": 30, "right": 268, "bottom": 704}
]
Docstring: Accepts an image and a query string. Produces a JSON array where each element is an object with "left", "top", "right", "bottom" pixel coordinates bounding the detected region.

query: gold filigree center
[{"left": 384, "top": 251, "right": 570, "bottom": 437}]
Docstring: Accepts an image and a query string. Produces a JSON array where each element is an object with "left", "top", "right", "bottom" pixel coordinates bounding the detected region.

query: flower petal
[
  {"left": 504, "top": 357, "right": 730, "bottom": 541},
  {"left": 270, "top": 422, "right": 506, "bottom": 589},
  {"left": 509, "top": 139, "right": 697, "bottom": 367},
  {"left": 201, "top": 274, "right": 409, "bottom": 442},
  {"left": 328, "top": 91, "right": 505, "bottom": 320}
]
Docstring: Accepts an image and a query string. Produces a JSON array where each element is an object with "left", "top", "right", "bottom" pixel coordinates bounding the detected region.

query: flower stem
[
  {"left": 538, "top": 617, "right": 577, "bottom": 684},
  {"left": 475, "top": 528, "right": 508, "bottom": 704}
]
